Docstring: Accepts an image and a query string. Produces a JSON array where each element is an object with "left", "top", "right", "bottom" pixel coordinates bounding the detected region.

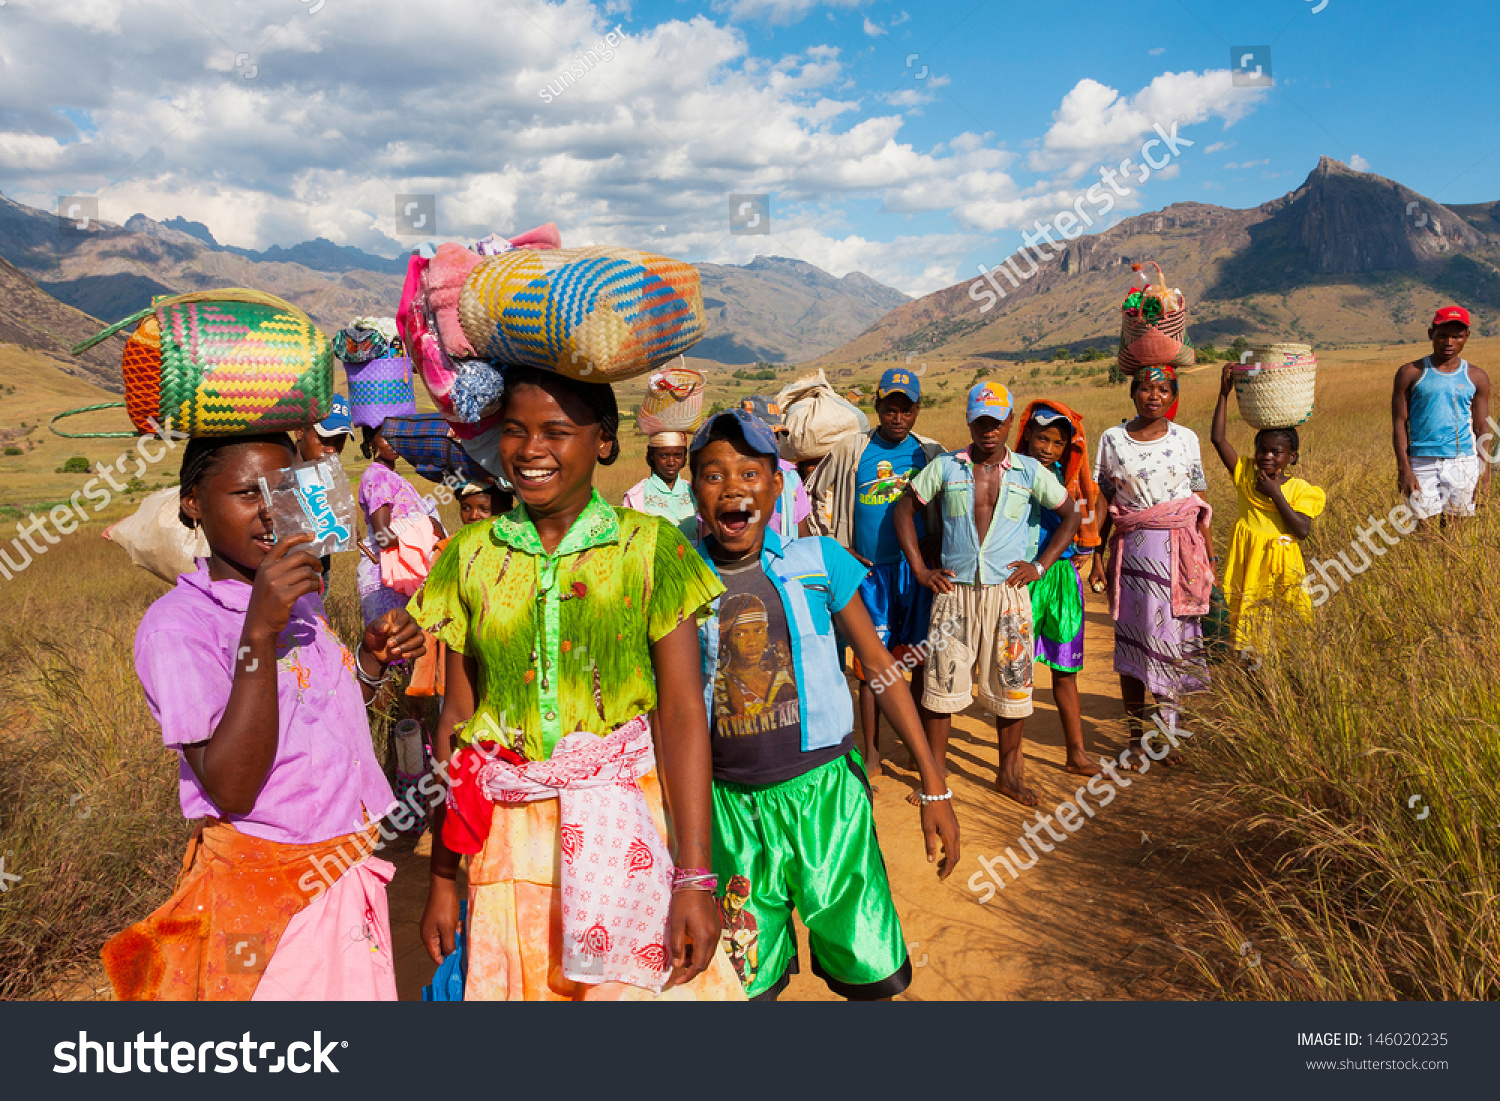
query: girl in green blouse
[{"left": 413, "top": 366, "right": 743, "bottom": 1001}]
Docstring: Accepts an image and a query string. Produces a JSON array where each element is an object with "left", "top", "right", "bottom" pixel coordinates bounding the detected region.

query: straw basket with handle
[
  {"left": 1232, "top": 343, "right": 1317, "bottom": 429},
  {"left": 58, "top": 289, "right": 333, "bottom": 438},
  {"left": 1117, "top": 261, "right": 1195, "bottom": 373},
  {"left": 635, "top": 359, "right": 705, "bottom": 435}
]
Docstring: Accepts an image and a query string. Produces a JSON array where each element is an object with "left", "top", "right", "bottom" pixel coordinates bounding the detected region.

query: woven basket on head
[
  {"left": 457, "top": 246, "right": 707, "bottom": 383},
  {"left": 346, "top": 355, "right": 419, "bottom": 429},
  {"left": 1233, "top": 343, "right": 1317, "bottom": 428},
  {"left": 636, "top": 359, "right": 705, "bottom": 434},
  {"left": 64, "top": 288, "right": 333, "bottom": 438},
  {"left": 1117, "top": 261, "right": 1195, "bottom": 373}
]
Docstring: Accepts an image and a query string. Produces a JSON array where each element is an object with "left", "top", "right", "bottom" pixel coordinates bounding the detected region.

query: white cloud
[
  {"left": 0, "top": 2, "right": 1275, "bottom": 300},
  {"left": 1222, "top": 159, "right": 1269, "bottom": 170},
  {"left": 1148, "top": 47, "right": 1165, "bottom": 56},
  {"left": 1027, "top": 70, "right": 1270, "bottom": 179},
  {"left": 1204, "top": 141, "right": 1233, "bottom": 154},
  {"left": 862, "top": 16, "right": 886, "bottom": 36},
  {"left": 1349, "top": 154, "right": 1371, "bottom": 172},
  {"left": 891, "top": 10, "right": 910, "bottom": 26},
  {"left": 713, "top": 0, "right": 868, "bottom": 24}
]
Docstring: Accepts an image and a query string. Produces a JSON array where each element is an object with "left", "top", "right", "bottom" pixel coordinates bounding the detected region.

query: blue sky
[{"left": 0, "top": 0, "right": 1494, "bottom": 296}]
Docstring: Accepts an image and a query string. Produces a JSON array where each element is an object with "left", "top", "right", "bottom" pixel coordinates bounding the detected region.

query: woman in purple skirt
[{"left": 1088, "top": 368, "right": 1212, "bottom": 765}]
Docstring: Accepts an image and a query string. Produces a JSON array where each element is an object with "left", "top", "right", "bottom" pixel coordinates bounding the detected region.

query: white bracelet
[
  {"left": 354, "top": 645, "right": 394, "bottom": 688},
  {"left": 918, "top": 788, "right": 953, "bottom": 805}
]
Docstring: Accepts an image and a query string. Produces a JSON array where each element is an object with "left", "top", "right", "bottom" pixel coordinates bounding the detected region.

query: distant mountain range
[
  {"left": 0, "top": 255, "right": 126, "bottom": 391},
  {"left": 7, "top": 156, "right": 1493, "bottom": 388},
  {"left": 818, "top": 157, "right": 1500, "bottom": 366},
  {"left": 0, "top": 196, "right": 908, "bottom": 366}
]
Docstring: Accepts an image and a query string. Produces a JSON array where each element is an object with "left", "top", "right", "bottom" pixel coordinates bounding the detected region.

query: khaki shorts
[{"left": 920, "top": 582, "right": 1034, "bottom": 719}]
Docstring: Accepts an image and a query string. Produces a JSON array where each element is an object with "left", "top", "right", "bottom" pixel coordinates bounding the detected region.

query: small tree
[
  {"left": 1230, "top": 336, "right": 1250, "bottom": 359},
  {"left": 57, "top": 456, "right": 90, "bottom": 474}
]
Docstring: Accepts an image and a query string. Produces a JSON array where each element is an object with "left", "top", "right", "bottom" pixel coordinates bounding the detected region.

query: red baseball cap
[{"left": 1432, "top": 306, "right": 1471, "bottom": 328}]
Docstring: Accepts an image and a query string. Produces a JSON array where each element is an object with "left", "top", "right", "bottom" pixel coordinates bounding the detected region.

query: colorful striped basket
[
  {"left": 635, "top": 359, "right": 705, "bottom": 434},
  {"left": 66, "top": 289, "right": 333, "bottom": 437},
  {"left": 457, "top": 246, "right": 707, "bottom": 383},
  {"left": 1233, "top": 343, "right": 1317, "bottom": 429},
  {"left": 345, "top": 355, "right": 419, "bottom": 428}
]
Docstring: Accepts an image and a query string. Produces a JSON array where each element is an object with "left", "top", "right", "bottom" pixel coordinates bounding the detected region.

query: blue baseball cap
[
  {"left": 690, "top": 409, "right": 781, "bottom": 459},
  {"left": 877, "top": 367, "right": 921, "bottom": 402},
  {"left": 966, "top": 381, "right": 1013, "bottom": 424},
  {"left": 739, "top": 394, "right": 786, "bottom": 431},
  {"left": 314, "top": 394, "right": 353, "bottom": 438}
]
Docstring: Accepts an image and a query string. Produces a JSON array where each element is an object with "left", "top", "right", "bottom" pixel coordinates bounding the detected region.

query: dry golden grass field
[{"left": 1, "top": 336, "right": 1497, "bottom": 1000}]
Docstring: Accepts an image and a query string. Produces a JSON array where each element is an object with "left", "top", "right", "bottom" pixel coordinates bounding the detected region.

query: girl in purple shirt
[{"left": 108, "top": 433, "right": 425, "bottom": 1001}]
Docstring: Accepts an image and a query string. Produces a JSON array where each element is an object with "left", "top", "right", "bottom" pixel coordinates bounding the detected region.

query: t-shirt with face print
[{"left": 709, "top": 559, "right": 851, "bottom": 784}]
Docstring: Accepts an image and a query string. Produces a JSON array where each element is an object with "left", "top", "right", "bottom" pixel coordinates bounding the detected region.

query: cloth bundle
[
  {"left": 69, "top": 289, "right": 334, "bottom": 437},
  {"left": 1117, "top": 261, "right": 1194, "bottom": 373},
  {"left": 397, "top": 226, "right": 564, "bottom": 440},
  {"left": 381, "top": 412, "right": 497, "bottom": 486},
  {"left": 332, "top": 327, "right": 389, "bottom": 365},
  {"left": 102, "top": 487, "right": 210, "bottom": 584},
  {"left": 775, "top": 369, "right": 871, "bottom": 461},
  {"left": 441, "top": 715, "right": 675, "bottom": 993}
]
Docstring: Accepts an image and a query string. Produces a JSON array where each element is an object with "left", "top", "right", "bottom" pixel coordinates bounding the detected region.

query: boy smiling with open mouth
[{"left": 690, "top": 408, "right": 959, "bottom": 1000}]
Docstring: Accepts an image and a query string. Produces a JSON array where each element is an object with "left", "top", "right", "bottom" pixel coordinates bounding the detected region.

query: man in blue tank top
[{"left": 1393, "top": 306, "right": 1490, "bottom": 525}]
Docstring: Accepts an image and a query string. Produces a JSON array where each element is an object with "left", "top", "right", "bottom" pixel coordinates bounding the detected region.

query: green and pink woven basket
[{"left": 58, "top": 289, "right": 334, "bottom": 438}]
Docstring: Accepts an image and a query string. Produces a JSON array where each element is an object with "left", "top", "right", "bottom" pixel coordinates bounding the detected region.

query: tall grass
[{"left": 1176, "top": 349, "right": 1500, "bottom": 999}]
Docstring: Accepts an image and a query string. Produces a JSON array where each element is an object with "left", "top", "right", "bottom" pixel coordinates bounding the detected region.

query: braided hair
[
  {"left": 498, "top": 365, "right": 620, "bottom": 465},
  {"left": 178, "top": 433, "right": 294, "bottom": 528}
]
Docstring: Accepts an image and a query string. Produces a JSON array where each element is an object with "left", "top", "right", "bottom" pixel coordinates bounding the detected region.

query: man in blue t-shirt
[{"left": 808, "top": 368, "right": 945, "bottom": 778}]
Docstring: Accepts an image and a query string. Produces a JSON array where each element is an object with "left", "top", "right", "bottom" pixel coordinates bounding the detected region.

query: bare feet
[
  {"left": 1064, "top": 756, "right": 1103, "bottom": 778},
  {"left": 995, "top": 771, "right": 1040, "bottom": 808},
  {"left": 905, "top": 789, "right": 921, "bottom": 807}
]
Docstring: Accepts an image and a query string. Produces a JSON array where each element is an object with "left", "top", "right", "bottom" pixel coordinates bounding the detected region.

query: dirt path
[
  {"left": 44, "top": 589, "right": 1217, "bottom": 1003},
  {"left": 781, "top": 587, "right": 1216, "bottom": 1001}
]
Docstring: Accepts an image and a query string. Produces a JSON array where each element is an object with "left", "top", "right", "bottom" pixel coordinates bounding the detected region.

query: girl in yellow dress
[{"left": 1211, "top": 363, "right": 1327, "bottom": 657}]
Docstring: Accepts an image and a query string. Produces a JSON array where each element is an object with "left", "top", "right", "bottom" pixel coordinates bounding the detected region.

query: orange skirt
[{"left": 464, "top": 770, "right": 746, "bottom": 1001}]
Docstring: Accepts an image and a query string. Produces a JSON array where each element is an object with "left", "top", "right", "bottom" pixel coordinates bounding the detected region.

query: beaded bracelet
[
  {"left": 918, "top": 788, "right": 954, "bottom": 806},
  {"left": 671, "top": 867, "right": 718, "bottom": 893}
]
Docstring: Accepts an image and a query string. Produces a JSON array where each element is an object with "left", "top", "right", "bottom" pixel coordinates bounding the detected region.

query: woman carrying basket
[{"left": 1088, "top": 367, "right": 1212, "bottom": 764}]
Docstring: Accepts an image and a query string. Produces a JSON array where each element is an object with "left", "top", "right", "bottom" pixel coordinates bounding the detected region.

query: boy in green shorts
[{"left": 690, "top": 408, "right": 960, "bottom": 1000}]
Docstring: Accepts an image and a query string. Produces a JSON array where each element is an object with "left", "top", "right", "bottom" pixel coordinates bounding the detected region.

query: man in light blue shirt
[{"left": 893, "top": 381, "right": 1079, "bottom": 808}]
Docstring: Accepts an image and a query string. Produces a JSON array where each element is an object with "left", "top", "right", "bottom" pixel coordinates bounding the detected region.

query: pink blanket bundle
[
  {"left": 379, "top": 515, "right": 441, "bottom": 596},
  {"left": 1106, "top": 494, "right": 1215, "bottom": 619},
  {"left": 398, "top": 224, "right": 564, "bottom": 429}
]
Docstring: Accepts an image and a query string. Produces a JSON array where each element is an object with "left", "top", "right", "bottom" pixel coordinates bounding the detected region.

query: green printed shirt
[{"left": 411, "top": 490, "right": 724, "bottom": 761}]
